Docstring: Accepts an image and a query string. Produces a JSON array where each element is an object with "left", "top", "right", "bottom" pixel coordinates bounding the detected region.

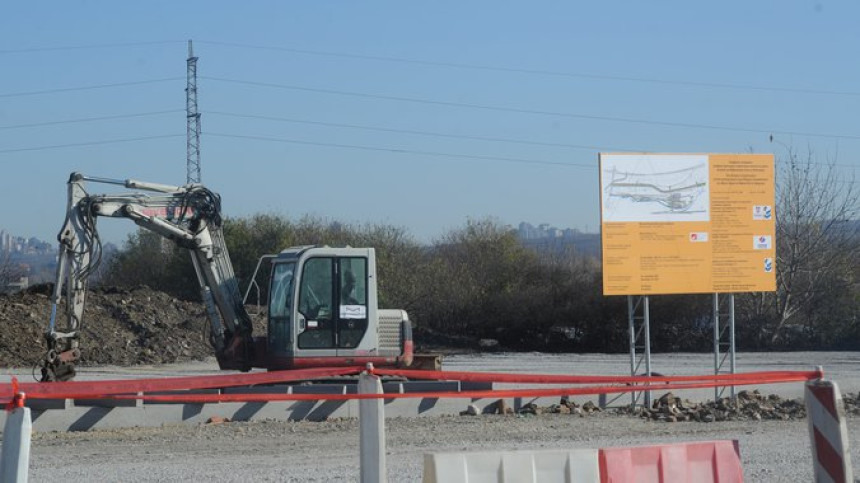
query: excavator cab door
[
  {"left": 266, "top": 261, "right": 296, "bottom": 361},
  {"left": 295, "top": 257, "right": 337, "bottom": 355},
  {"left": 335, "top": 257, "right": 369, "bottom": 351},
  {"left": 294, "top": 255, "right": 371, "bottom": 358}
]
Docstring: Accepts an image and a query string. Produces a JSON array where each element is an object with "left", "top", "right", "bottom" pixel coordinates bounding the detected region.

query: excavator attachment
[{"left": 41, "top": 346, "right": 79, "bottom": 382}]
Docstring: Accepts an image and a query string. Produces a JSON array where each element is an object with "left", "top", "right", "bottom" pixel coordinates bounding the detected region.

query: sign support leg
[
  {"left": 628, "top": 295, "right": 652, "bottom": 408},
  {"left": 714, "top": 293, "right": 737, "bottom": 401}
]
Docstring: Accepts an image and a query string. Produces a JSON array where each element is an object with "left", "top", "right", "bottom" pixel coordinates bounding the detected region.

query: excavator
[{"left": 40, "top": 172, "right": 415, "bottom": 382}]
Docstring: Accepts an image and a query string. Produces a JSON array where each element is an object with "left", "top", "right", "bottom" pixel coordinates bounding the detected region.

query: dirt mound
[{"left": 0, "top": 285, "right": 222, "bottom": 369}]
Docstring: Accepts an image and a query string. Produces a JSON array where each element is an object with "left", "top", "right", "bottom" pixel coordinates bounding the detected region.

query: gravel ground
[
  {"left": 8, "top": 351, "right": 859, "bottom": 481},
  {"left": 4, "top": 285, "right": 856, "bottom": 481},
  {"left": 27, "top": 413, "right": 859, "bottom": 482}
]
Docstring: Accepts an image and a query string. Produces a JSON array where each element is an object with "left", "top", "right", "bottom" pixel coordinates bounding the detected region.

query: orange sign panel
[{"left": 600, "top": 153, "right": 776, "bottom": 295}]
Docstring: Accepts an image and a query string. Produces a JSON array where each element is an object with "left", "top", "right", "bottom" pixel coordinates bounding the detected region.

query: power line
[
  {"left": 0, "top": 110, "right": 183, "bottom": 130},
  {"left": 3, "top": 39, "right": 852, "bottom": 98},
  {"left": 3, "top": 127, "right": 848, "bottom": 181},
  {"left": 204, "top": 132, "right": 596, "bottom": 169},
  {"left": 0, "top": 40, "right": 184, "bottom": 55},
  {"left": 0, "top": 78, "right": 184, "bottom": 99},
  {"left": 197, "top": 40, "right": 860, "bottom": 98},
  {"left": 0, "top": 134, "right": 184, "bottom": 154},
  {"left": 205, "top": 111, "right": 858, "bottom": 169},
  {"left": 205, "top": 110, "right": 628, "bottom": 152},
  {"left": 204, "top": 132, "right": 858, "bottom": 181},
  {"left": 202, "top": 76, "right": 860, "bottom": 141}
]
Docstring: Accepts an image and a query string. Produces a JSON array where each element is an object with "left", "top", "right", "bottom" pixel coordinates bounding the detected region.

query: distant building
[
  {"left": 0, "top": 229, "right": 54, "bottom": 255},
  {"left": 516, "top": 221, "right": 601, "bottom": 257},
  {"left": 517, "top": 222, "right": 591, "bottom": 241},
  {"left": 0, "top": 230, "right": 11, "bottom": 253},
  {"left": 517, "top": 222, "right": 540, "bottom": 240}
]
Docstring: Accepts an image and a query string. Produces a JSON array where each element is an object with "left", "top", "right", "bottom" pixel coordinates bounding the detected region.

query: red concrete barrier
[{"left": 599, "top": 440, "right": 743, "bottom": 483}]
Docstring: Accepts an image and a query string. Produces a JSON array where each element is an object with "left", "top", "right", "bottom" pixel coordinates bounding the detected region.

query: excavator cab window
[
  {"left": 337, "top": 257, "right": 367, "bottom": 348},
  {"left": 298, "top": 258, "right": 335, "bottom": 348},
  {"left": 267, "top": 262, "right": 295, "bottom": 354}
]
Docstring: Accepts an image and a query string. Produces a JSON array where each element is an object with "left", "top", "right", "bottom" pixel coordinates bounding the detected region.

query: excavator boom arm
[{"left": 41, "top": 172, "right": 255, "bottom": 382}]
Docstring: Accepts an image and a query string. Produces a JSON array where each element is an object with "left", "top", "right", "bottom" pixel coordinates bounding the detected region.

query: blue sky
[{"left": 1, "top": 1, "right": 857, "bottom": 245}]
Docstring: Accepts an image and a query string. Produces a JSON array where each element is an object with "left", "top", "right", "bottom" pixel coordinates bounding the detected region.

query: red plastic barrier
[
  {"left": 0, "top": 366, "right": 361, "bottom": 404},
  {"left": 599, "top": 440, "right": 744, "bottom": 483},
  {"left": 0, "top": 368, "right": 820, "bottom": 405},
  {"left": 373, "top": 368, "right": 822, "bottom": 385},
  {"left": 29, "top": 371, "right": 816, "bottom": 404}
]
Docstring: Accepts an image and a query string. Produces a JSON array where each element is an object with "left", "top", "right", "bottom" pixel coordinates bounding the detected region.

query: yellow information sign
[{"left": 600, "top": 153, "right": 776, "bottom": 295}]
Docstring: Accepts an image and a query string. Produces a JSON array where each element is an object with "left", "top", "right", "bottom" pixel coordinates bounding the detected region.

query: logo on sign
[
  {"left": 689, "top": 232, "right": 708, "bottom": 242},
  {"left": 754, "top": 235, "right": 772, "bottom": 250},
  {"left": 753, "top": 205, "right": 773, "bottom": 220},
  {"left": 764, "top": 258, "right": 773, "bottom": 273}
]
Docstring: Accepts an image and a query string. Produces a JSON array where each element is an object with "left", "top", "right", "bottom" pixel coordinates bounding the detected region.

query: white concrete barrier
[
  {"left": 359, "top": 368, "right": 386, "bottom": 483},
  {"left": 1, "top": 400, "right": 32, "bottom": 483},
  {"left": 423, "top": 448, "right": 600, "bottom": 483}
]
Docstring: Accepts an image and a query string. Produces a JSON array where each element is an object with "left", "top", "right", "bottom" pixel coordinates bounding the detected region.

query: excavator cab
[{"left": 252, "top": 246, "right": 413, "bottom": 370}]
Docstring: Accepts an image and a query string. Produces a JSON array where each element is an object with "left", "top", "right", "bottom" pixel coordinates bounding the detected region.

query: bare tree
[{"left": 762, "top": 149, "right": 859, "bottom": 344}]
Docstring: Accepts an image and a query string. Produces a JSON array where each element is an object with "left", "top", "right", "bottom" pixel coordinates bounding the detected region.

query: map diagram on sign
[{"left": 601, "top": 154, "right": 710, "bottom": 222}]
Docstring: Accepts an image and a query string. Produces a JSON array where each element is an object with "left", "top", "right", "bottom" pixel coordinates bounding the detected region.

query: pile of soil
[{"left": 0, "top": 285, "right": 229, "bottom": 369}]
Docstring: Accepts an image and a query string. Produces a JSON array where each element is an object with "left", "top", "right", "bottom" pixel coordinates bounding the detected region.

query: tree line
[{"left": 98, "top": 154, "right": 858, "bottom": 352}]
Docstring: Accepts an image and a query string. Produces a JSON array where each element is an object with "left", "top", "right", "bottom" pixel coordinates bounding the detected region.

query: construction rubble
[
  {"left": 463, "top": 390, "right": 860, "bottom": 422},
  {"left": 625, "top": 390, "right": 807, "bottom": 423}
]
